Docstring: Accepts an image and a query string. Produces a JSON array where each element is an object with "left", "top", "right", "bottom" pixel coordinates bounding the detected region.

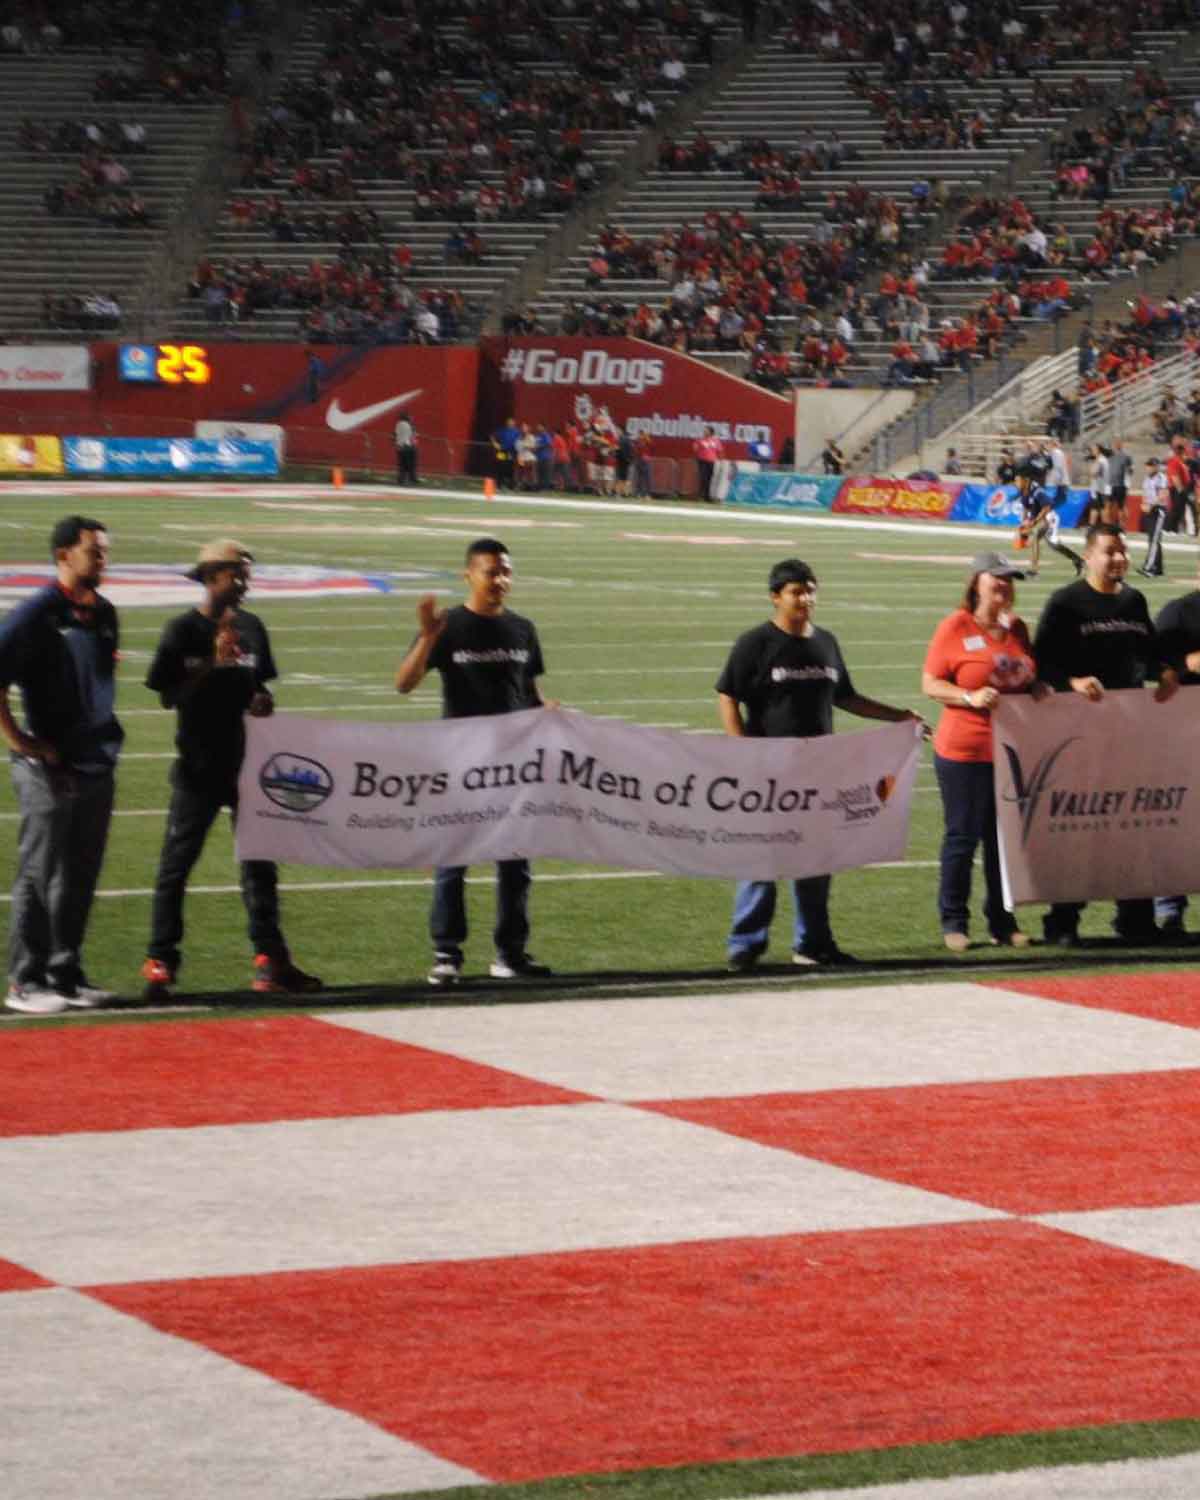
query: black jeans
[
  {"left": 430, "top": 860, "right": 531, "bottom": 965},
  {"left": 933, "top": 754, "right": 1017, "bottom": 938},
  {"left": 148, "top": 765, "right": 285, "bottom": 973}
]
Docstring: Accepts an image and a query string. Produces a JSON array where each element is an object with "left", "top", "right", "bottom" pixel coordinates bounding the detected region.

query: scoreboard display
[{"left": 118, "top": 344, "right": 212, "bottom": 385}]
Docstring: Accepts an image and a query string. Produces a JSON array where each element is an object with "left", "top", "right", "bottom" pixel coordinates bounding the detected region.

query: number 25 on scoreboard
[{"left": 156, "top": 344, "right": 211, "bottom": 384}]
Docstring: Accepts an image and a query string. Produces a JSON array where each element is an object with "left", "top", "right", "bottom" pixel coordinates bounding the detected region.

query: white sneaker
[
  {"left": 6, "top": 983, "right": 70, "bottom": 1015},
  {"left": 68, "top": 982, "right": 117, "bottom": 1009},
  {"left": 427, "top": 958, "right": 462, "bottom": 987},
  {"left": 488, "top": 954, "right": 552, "bottom": 980}
]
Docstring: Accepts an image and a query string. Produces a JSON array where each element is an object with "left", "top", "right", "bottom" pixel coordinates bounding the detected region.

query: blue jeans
[
  {"left": 728, "top": 876, "right": 833, "bottom": 959},
  {"left": 431, "top": 860, "right": 531, "bottom": 964},
  {"left": 933, "top": 753, "right": 1017, "bottom": 939}
]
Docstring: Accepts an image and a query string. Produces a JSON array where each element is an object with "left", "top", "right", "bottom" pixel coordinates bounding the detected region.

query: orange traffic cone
[
  {"left": 331, "top": 466, "right": 344, "bottom": 488},
  {"left": 483, "top": 476, "right": 496, "bottom": 499}
]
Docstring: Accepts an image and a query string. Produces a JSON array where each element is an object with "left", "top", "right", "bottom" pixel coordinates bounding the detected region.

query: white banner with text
[
  {"left": 994, "top": 689, "right": 1200, "bottom": 905},
  {"left": 236, "top": 710, "right": 922, "bottom": 879},
  {"left": 0, "top": 344, "right": 91, "bottom": 391}
]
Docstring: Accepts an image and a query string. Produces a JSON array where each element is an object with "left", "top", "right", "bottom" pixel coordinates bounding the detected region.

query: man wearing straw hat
[{"left": 140, "top": 539, "right": 323, "bottom": 1002}]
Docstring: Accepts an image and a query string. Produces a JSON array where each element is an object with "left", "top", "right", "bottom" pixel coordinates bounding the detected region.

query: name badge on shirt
[{"left": 963, "top": 634, "right": 986, "bottom": 651}]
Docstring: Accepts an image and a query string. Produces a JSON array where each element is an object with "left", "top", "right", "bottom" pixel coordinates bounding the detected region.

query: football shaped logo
[
  {"left": 260, "top": 753, "right": 334, "bottom": 812},
  {"left": 875, "top": 774, "right": 896, "bottom": 804}
]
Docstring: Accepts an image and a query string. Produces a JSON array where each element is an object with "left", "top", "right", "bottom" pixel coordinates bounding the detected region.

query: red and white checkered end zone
[{"left": 5, "top": 975, "right": 1200, "bottom": 1500}]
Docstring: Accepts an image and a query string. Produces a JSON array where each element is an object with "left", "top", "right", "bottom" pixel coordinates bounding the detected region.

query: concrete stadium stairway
[
  {"left": 0, "top": 45, "right": 255, "bottom": 340},
  {"left": 166, "top": 4, "right": 744, "bottom": 343},
  {"left": 529, "top": 13, "right": 1194, "bottom": 384}
]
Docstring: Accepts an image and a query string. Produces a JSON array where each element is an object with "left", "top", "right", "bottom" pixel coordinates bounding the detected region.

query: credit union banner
[
  {"left": 994, "top": 690, "right": 1200, "bottom": 905},
  {"left": 237, "top": 710, "right": 922, "bottom": 880}
]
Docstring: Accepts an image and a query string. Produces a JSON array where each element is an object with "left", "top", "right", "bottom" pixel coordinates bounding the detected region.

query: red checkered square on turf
[
  {"left": 0, "top": 1016, "right": 590, "bottom": 1137},
  {"left": 644, "top": 1070, "right": 1200, "bottom": 1215},
  {"left": 0, "top": 1258, "right": 53, "bottom": 1293},
  {"left": 986, "top": 973, "right": 1200, "bottom": 1030},
  {"left": 88, "top": 1221, "right": 1200, "bottom": 1483}
]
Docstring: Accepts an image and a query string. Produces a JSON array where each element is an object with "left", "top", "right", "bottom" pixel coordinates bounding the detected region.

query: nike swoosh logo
[{"left": 325, "top": 389, "right": 423, "bottom": 432}]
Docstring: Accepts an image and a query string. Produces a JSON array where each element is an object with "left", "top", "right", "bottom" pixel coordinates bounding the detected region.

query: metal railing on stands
[
  {"left": 934, "top": 348, "right": 1079, "bottom": 452},
  {"left": 1077, "top": 345, "right": 1200, "bottom": 442},
  {"left": 870, "top": 355, "right": 1021, "bottom": 473}
]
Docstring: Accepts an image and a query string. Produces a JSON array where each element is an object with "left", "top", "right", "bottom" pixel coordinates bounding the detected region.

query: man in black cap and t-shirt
[
  {"left": 395, "top": 536, "right": 556, "bottom": 986},
  {"left": 140, "top": 539, "right": 322, "bottom": 1000},
  {"left": 1033, "top": 523, "right": 1179, "bottom": 946},
  {"left": 718, "top": 557, "right": 925, "bottom": 970}
]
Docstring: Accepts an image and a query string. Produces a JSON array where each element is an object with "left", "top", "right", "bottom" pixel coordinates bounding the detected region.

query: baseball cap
[
  {"left": 971, "top": 550, "right": 1025, "bottom": 580},
  {"left": 187, "top": 538, "right": 254, "bottom": 581}
]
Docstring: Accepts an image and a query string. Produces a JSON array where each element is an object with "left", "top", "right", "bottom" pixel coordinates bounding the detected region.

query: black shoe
[
  {"left": 728, "top": 949, "right": 762, "bottom": 973},
  {"left": 1113, "top": 925, "right": 1160, "bottom": 945},
  {"left": 489, "top": 954, "right": 553, "bottom": 980},
  {"left": 1042, "top": 925, "right": 1081, "bottom": 947},
  {"left": 800, "top": 944, "right": 861, "bottom": 966},
  {"left": 1160, "top": 917, "right": 1186, "bottom": 940}
]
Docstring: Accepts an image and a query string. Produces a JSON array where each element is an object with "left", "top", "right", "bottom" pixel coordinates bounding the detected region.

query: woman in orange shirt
[{"left": 922, "top": 552, "right": 1050, "bottom": 952}]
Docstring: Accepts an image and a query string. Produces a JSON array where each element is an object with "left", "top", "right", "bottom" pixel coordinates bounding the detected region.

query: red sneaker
[
  {"left": 252, "top": 953, "right": 324, "bottom": 994},
  {"left": 140, "top": 957, "right": 175, "bottom": 1002}
]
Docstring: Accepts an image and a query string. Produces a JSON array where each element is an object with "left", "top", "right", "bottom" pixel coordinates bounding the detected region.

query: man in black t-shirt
[
  {"left": 396, "top": 537, "right": 554, "bottom": 985},
  {"left": 1033, "top": 524, "right": 1179, "bottom": 946},
  {"left": 717, "top": 558, "right": 924, "bottom": 970},
  {"left": 1150, "top": 563, "right": 1200, "bottom": 935},
  {"left": 140, "top": 540, "right": 322, "bottom": 1001}
]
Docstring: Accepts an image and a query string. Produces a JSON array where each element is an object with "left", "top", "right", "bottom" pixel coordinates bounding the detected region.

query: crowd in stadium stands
[
  {"left": 781, "top": 0, "right": 1158, "bottom": 74},
  {"left": 40, "top": 290, "right": 122, "bottom": 330},
  {"left": 19, "top": 118, "right": 148, "bottom": 154},
  {"left": 186, "top": 251, "right": 467, "bottom": 344},
  {"left": 0, "top": 0, "right": 241, "bottom": 50}
]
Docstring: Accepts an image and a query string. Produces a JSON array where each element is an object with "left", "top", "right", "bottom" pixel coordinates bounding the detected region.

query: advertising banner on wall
[
  {"left": 478, "top": 337, "right": 792, "bottom": 463},
  {"left": 993, "top": 691, "right": 1200, "bottom": 905},
  {"left": 63, "top": 436, "right": 279, "bottom": 477},
  {"left": 833, "top": 476, "right": 962, "bottom": 520},
  {"left": 1, "top": 344, "right": 481, "bottom": 471},
  {"left": 951, "top": 483, "right": 1090, "bottom": 529},
  {"left": 725, "top": 471, "right": 842, "bottom": 509},
  {"left": 0, "top": 345, "right": 90, "bottom": 392},
  {"left": 237, "top": 710, "right": 922, "bottom": 882},
  {"left": 0, "top": 434, "right": 63, "bottom": 474}
]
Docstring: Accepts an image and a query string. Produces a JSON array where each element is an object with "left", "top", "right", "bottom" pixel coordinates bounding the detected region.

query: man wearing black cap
[
  {"left": 140, "top": 539, "right": 322, "bottom": 1000},
  {"left": 718, "top": 558, "right": 925, "bottom": 970}
]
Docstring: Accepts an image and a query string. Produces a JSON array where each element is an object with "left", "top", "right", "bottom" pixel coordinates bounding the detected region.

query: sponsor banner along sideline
[
  {"left": 0, "top": 344, "right": 90, "bottom": 391},
  {"left": 833, "top": 476, "right": 962, "bottom": 520},
  {"left": 0, "top": 434, "right": 62, "bottom": 474},
  {"left": 478, "top": 336, "right": 791, "bottom": 464},
  {"left": 994, "top": 690, "right": 1200, "bottom": 905},
  {"left": 237, "top": 710, "right": 922, "bottom": 880},
  {"left": 952, "top": 483, "right": 1091, "bottom": 529},
  {"left": 63, "top": 436, "right": 279, "bottom": 477},
  {"left": 725, "top": 471, "right": 843, "bottom": 510},
  {"left": 195, "top": 420, "right": 286, "bottom": 463}
]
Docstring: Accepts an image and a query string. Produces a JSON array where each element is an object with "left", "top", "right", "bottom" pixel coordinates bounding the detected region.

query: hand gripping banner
[{"left": 237, "top": 710, "right": 923, "bottom": 881}]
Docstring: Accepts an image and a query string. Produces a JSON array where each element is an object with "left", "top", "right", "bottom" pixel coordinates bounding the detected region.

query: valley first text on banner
[
  {"left": 236, "top": 710, "right": 923, "bottom": 880},
  {"left": 993, "top": 689, "right": 1200, "bottom": 906}
]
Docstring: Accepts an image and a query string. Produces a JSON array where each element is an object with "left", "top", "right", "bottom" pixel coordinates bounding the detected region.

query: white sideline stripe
[
  {"left": 0, "top": 863, "right": 940, "bottom": 902},
  {"left": 757, "top": 1449, "right": 1200, "bottom": 1499}
]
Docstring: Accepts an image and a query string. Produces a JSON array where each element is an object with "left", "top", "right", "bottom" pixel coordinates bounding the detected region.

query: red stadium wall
[
  {"left": 476, "top": 337, "right": 791, "bottom": 461},
  {"left": 0, "top": 343, "right": 482, "bottom": 472}
]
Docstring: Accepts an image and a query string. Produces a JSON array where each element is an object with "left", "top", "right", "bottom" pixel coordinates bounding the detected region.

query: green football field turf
[{"left": 0, "top": 483, "right": 1191, "bottom": 1004}]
